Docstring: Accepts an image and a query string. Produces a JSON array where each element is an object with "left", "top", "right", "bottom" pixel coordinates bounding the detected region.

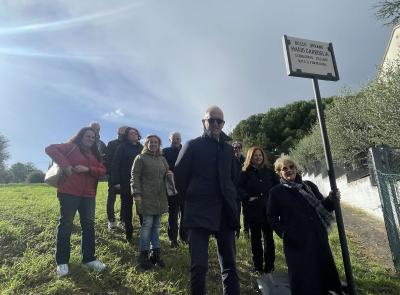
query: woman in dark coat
[
  {"left": 111, "top": 127, "right": 143, "bottom": 242},
  {"left": 267, "top": 155, "right": 343, "bottom": 295},
  {"left": 239, "top": 146, "right": 279, "bottom": 273}
]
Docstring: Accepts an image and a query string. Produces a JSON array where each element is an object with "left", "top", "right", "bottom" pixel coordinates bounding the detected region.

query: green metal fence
[{"left": 370, "top": 147, "right": 400, "bottom": 272}]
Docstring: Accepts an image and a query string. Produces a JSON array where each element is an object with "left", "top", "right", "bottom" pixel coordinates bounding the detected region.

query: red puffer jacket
[{"left": 45, "top": 143, "right": 106, "bottom": 197}]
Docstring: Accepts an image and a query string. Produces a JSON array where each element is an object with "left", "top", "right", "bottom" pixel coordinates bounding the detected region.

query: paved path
[
  {"left": 341, "top": 203, "right": 394, "bottom": 270},
  {"left": 257, "top": 272, "right": 290, "bottom": 295}
]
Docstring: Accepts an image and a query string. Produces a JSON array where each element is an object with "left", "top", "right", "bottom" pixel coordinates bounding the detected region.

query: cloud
[
  {"left": 0, "top": 1, "right": 143, "bottom": 35},
  {"left": 0, "top": 0, "right": 391, "bottom": 173},
  {"left": 103, "top": 108, "right": 125, "bottom": 119}
]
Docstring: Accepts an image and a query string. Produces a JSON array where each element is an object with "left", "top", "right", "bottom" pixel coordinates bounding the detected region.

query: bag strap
[
  {"left": 49, "top": 144, "right": 77, "bottom": 166},
  {"left": 161, "top": 156, "right": 170, "bottom": 172},
  {"left": 66, "top": 144, "right": 77, "bottom": 158}
]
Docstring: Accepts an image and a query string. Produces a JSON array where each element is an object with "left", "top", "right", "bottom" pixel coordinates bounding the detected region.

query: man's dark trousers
[
  {"left": 167, "top": 194, "right": 187, "bottom": 243},
  {"left": 106, "top": 184, "right": 124, "bottom": 223},
  {"left": 188, "top": 213, "right": 240, "bottom": 295}
]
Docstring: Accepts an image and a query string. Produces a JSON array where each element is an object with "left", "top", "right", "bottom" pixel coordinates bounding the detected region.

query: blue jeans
[
  {"left": 139, "top": 215, "right": 161, "bottom": 251},
  {"left": 56, "top": 193, "right": 96, "bottom": 264}
]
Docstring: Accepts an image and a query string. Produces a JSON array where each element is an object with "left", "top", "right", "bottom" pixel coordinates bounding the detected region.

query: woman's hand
[
  {"left": 328, "top": 189, "right": 341, "bottom": 200},
  {"left": 73, "top": 165, "right": 90, "bottom": 173},
  {"left": 63, "top": 166, "right": 73, "bottom": 176},
  {"left": 249, "top": 196, "right": 258, "bottom": 202}
]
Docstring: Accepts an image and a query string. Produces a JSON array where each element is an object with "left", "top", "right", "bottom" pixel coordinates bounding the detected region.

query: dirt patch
[{"left": 341, "top": 203, "right": 394, "bottom": 270}]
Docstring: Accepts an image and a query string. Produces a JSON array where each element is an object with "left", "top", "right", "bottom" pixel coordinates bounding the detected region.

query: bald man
[
  {"left": 175, "top": 106, "right": 240, "bottom": 295},
  {"left": 162, "top": 132, "right": 187, "bottom": 247},
  {"left": 89, "top": 122, "right": 107, "bottom": 160},
  {"left": 105, "top": 126, "right": 128, "bottom": 230}
]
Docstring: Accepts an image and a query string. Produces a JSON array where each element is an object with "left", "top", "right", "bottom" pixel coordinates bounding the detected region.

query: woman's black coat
[
  {"left": 267, "top": 180, "right": 342, "bottom": 295},
  {"left": 238, "top": 166, "right": 279, "bottom": 223},
  {"left": 111, "top": 139, "right": 143, "bottom": 194}
]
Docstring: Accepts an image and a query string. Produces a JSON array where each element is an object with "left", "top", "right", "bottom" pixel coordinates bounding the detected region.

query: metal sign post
[{"left": 283, "top": 35, "right": 356, "bottom": 295}]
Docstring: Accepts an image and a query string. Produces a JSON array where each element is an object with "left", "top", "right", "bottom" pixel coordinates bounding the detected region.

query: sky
[{"left": 0, "top": 0, "right": 392, "bottom": 171}]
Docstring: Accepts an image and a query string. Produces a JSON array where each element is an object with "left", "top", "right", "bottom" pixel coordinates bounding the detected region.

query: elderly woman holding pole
[{"left": 267, "top": 155, "right": 343, "bottom": 295}]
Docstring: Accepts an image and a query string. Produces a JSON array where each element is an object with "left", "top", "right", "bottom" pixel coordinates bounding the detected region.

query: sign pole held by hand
[{"left": 283, "top": 35, "right": 356, "bottom": 295}]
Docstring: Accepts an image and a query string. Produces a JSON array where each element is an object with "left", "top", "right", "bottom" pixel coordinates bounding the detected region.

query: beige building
[{"left": 381, "top": 23, "right": 400, "bottom": 74}]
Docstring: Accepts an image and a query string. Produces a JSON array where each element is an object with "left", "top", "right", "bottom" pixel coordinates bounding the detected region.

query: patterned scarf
[{"left": 281, "top": 178, "right": 334, "bottom": 233}]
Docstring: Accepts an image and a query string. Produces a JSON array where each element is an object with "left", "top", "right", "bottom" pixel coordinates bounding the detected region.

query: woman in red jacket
[{"left": 45, "top": 127, "right": 106, "bottom": 278}]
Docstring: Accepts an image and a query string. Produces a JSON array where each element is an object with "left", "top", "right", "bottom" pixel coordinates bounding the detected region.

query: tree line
[
  {"left": 0, "top": 134, "right": 44, "bottom": 184},
  {"left": 291, "top": 64, "right": 400, "bottom": 170},
  {"left": 231, "top": 64, "right": 400, "bottom": 172},
  {"left": 230, "top": 98, "right": 334, "bottom": 161}
]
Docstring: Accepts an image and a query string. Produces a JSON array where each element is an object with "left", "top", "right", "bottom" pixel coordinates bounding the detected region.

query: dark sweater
[
  {"left": 162, "top": 145, "right": 182, "bottom": 172},
  {"left": 111, "top": 141, "right": 143, "bottom": 191}
]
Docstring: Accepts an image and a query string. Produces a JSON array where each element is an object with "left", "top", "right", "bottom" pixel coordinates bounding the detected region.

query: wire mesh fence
[{"left": 370, "top": 147, "right": 400, "bottom": 273}]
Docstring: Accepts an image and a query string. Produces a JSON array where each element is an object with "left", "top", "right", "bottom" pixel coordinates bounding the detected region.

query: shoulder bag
[{"left": 45, "top": 145, "right": 77, "bottom": 188}]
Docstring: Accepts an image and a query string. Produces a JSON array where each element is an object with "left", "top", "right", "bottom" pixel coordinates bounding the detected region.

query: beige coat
[{"left": 131, "top": 152, "right": 169, "bottom": 215}]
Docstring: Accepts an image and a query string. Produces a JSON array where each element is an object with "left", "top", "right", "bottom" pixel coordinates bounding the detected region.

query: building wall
[{"left": 304, "top": 173, "right": 384, "bottom": 220}]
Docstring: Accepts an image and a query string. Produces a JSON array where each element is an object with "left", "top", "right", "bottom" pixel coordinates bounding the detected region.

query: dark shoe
[
  {"left": 264, "top": 265, "right": 274, "bottom": 274},
  {"left": 138, "top": 251, "right": 152, "bottom": 270},
  {"left": 253, "top": 266, "right": 263, "bottom": 274},
  {"left": 170, "top": 240, "right": 179, "bottom": 248},
  {"left": 150, "top": 248, "right": 165, "bottom": 268}
]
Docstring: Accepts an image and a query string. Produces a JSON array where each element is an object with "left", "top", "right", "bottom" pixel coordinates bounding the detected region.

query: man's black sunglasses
[{"left": 205, "top": 118, "right": 225, "bottom": 125}]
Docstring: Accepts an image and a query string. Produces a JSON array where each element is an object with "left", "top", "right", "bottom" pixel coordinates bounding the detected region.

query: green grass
[{"left": 0, "top": 183, "right": 399, "bottom": 294}]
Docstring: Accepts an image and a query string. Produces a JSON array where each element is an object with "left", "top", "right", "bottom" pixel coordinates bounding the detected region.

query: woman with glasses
[
  {"left": 267, "top": 155, "right": 343, "bottom": 295},
  {"left": 131, "top": 135, "right": 169, "bottom": 270},
  {"left": 111, "top": 127, "right": 143, "bottom": 242},
  {"left": 239, "top": 146, "right": 279, "bottom": 274}
]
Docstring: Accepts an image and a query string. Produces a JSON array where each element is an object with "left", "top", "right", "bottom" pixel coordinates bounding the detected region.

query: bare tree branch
[{"left": 375, "top": 0, "right": 400, "bottom": 26}]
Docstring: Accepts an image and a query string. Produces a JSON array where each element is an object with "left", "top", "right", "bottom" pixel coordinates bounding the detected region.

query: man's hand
[
  {"left": 134, "top": 195, "right": 142, "bottom": 204},
  {"left": 114, "top": 184, "right": 121, "bottom": 190}
]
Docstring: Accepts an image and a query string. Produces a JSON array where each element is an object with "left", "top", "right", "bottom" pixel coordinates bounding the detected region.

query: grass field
[{"left": 0, "top": 183, "right": 399, "bottom": 294}]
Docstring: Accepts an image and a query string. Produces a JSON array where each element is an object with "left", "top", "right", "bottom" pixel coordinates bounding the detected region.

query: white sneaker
[
  {"left": 108, "top": 221, "right": 117, "bottom": 231},
  {"left": 83, "top": 260, "right": 106, "bottom": 272},
  {"left": 56, "top": 264, "right": 69, "bottom": 277}
]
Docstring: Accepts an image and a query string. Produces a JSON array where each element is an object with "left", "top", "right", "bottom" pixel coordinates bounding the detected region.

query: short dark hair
[{"left": 123, "top": 127, "right": 142, "bottom": 141}]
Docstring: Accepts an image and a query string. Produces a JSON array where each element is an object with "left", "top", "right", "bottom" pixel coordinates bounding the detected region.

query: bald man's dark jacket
[{"left": 175, "top": 132, "right": 240, "bottom": 232}]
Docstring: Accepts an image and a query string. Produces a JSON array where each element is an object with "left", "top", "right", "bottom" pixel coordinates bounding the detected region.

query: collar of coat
[{"left": 202, "top": 131, "right": 232, "bottom": 143}]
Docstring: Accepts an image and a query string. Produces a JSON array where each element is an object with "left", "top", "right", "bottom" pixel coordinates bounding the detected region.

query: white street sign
[{"left": 283, "top": 35, "right": 339, "bottom": 81}]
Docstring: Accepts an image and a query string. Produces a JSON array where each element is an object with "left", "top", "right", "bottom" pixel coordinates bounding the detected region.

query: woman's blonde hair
[
  {"left": 142, "top": 135, "right": 163, "bottom": 156},
  {"left": 273, "top": 154, "right": 300, "bottom": 174},
  {"left": 243, "top": 146, "right": 268, "bottom": 171}
]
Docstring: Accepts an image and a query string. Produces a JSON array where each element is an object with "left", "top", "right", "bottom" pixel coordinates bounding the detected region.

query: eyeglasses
[
  {"left": 281, "top": 164, "right": 295, "bottom": 172},
  {"left": 206, "top": 118, "right": 225, "bottom": 125},
  {"left": 233, "top": 146, "right": 241, "bottom": 150}
]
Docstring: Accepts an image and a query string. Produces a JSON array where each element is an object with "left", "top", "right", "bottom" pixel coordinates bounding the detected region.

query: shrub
[{"left": 26, "top": 171, "right": 45, "bottom": 183}]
